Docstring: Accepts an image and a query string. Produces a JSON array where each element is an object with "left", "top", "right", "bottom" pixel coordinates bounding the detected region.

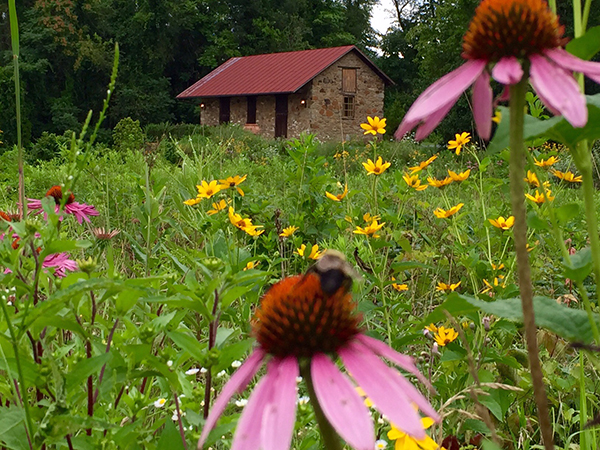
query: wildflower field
[{"left": 2, "top": 0, "right": 600, "bottom": 450}]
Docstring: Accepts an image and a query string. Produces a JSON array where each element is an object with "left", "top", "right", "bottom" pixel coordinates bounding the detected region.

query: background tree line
[{"left": 0, "top": 0, "right": 598, "bottom": 148}]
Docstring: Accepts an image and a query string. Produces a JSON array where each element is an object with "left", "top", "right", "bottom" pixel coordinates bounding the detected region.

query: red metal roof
[{"left": 177, "top": 45, "right": 392, "bottom": 98}]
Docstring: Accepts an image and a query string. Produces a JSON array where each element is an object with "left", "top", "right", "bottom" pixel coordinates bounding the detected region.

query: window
[
  {"left": 342, "top": 68, "right": 357, "bottom": 93},
  {"left": 219, "top": 97, "right": 230, "bottom": 123},
  {"left": 246, "top": 96, "right": 257, "bottom": 124},
  {"left": 343, "top": 95, "right": 355, "bottom": 118}
]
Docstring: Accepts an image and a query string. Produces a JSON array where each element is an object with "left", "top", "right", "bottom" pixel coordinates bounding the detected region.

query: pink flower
[
  {"left": 395, "top": 0, "right": 600, "bottom": 141},
  {"left": 198, "top": 252, "right": 438, "bottom": 450},
  {"left": 42, "top": 252, "right": 78, "bottom": 278},
  {"left": 28, "top": 186, "right": 99, "bottom": 224}
]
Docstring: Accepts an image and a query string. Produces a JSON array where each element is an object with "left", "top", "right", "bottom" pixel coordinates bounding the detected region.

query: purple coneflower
[
  {"left": 42, "top": 252, "right": 78, "bottom": 278},
  {"left": 395, "top": 0, "right": 600, "bottom": 141},
  {"left": 28, "top": 186, "right": 99, "bottom": 224},
  {"left": 199, "top": 251, "right": 438, "bottom": 450}
]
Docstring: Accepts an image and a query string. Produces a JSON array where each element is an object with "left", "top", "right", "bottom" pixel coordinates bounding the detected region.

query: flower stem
[
  {"left": 300, "top": 360, "right": 342, "bottom": 450},
  {"left": 508, "top": 77, "right": 554, "bottom": 450}
]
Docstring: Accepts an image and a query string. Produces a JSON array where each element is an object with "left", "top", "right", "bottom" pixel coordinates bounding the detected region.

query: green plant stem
[
  {"left": 582, "top": 0, "right": 592, "bottom": 31},
  {"left": 0, "top": 300, "right": 34, "bottom": 449},
  {"left": 8, "top": 1, "right": 24, "bottom": 219},
  {"left": 548, "top": 0, "right": 556, "bottom": 13},
  {"left": 508, "top": 78, "right": 554, "bottom": 450},
  {"left": 300, "top": 360, "right": 342, "bottom": 450}
]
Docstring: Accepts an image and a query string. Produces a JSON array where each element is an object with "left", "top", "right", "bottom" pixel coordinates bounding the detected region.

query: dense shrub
[{"left": 113, "top": 117, "right": 145, "bottom": 153}]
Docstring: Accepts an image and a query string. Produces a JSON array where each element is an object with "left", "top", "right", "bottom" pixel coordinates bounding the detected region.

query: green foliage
[{"left": 113, "top": 117, "right": 145, "bottom": 153}]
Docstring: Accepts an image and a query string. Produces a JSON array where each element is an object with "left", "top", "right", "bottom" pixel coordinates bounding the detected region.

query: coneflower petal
[
  {"left": 397, "top": 60, "right": 486, "bottom": 139},
  {"left": 530, "top": 54, "right": 587, "bottom": 128},
  {"left": 354, "top": 335, "right": 432, "bottom": 390},
  {"left": 414, "top": 101, "right": 455, "bottom": 141},
  {"left": 199, "top": 348, "right": 265, "bottom": 448},
  {"left": 491, "top": 56, "right": 523, "bottom": 85},
  {"left": 472, "top": 70, "right": 493, "bottom": 140},
  {"left": 232, "top": 361, "right": 277, "bottom": 450},
  {"left": 339, "top": 341, "right": 426, "bottom": 439},
  {"left": 544, "top": 48, "right": 600, "bottom": 84},
  {"left": 261, "top": 357, "right": 299, "bottom": 450},
  {"left": 311, "top": 353, "right": 375, "bottom": 450}
]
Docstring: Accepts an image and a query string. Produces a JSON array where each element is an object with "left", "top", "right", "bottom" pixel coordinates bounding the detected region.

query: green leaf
[
  {"left": 167, "top": 331, "right": 207, "bottom": 362},
  {"left": 555, "top": 203, "right": 580, "bottom": 225},
  {"left": 65, "top": 353, "right": 112, "bottom": 394},
  {"left": 566, "top": 26, "right": 600, "bottom": 60},
  {"left": 563, "top": 247, "right": 593, "bottom": 283},
  {"left": 489, "top": 94, "right": 600, "bottom": 152},
  {"left": 526, "top": 210, "right": 549, "bottom": 231},
  {"left": 157, "top": 420, "right": 186, "bottom": 450}
]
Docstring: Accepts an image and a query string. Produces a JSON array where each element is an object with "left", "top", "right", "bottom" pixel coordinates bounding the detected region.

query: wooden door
[
  {"left": 219, "top": 97, "right": 230, "bottom": 124},
  {"left": 275, "top": 95, "right": 288, "bottom": 138}
]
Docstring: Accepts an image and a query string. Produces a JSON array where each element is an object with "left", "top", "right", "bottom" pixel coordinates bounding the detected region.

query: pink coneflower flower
[
  {"left": 28, "top": 186, "right": 99, "bottom": 224},
  {"left": 395, "top": 0, "right": 600, "bottom": 141},
  {"left": 198, "top": 251, "right": 439, "bottom": 450},
  {"left": 42, "top": 252, "right": 78, "bottom": 278}
]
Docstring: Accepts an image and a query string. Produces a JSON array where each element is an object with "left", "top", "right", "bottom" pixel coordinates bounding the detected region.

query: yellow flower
[
  {"left": 360, "top": 116, "right": 387, "bottom": 135},
  {"left": 427, "top": 176, "right": 453, "bottom": 188},
  {"left": 325, "top": 184, "right": 349, "bottom": 201},
  {"left": 196, "top": 180, "right": 223, "bottom": 199},
  {"left": 183, "top": 197, "right": 202, "bottom": 206},
  {"left": 353, "top": 219, "right": 385, "bottom": 238},
  {"left": 409, "top": 155, "right": 437, "bottom": 173},
  {"left": 523, "top": 170, "right": 540, "bottom": 187},
  {"left": 551, "top": 169, "right": 582, "bottom": 183},
  {"left": 534, "top": 156, "right": 559, "bottom": 168},
  {"left": 355, "top": 387, "right": 374, "bottom": 408},
  {"left": 219, "top": 175, "right": 247, "bottom": 196},
  {"left": 492, "top": 110, "right": 502, "bottom": 124},
  {"left": 491, "top": 262, "right": 505, "bottom": 271},
  {"left": 363, "top": 213, "right": 380, "bottom": 223},
  {"left": 433, "top": 203, "right": 464, "bottom": 219},
  {"left": 447, "top": 169, "right": 470, "bottom": 182},
  {"left": 436, "top": 281, "right": 461, "bottom": 292},
  {"left": 363, "top": 156, "right": 391, "bottom": 175},
  {"left": 243, "top": 225, "right": 264, "bottom": 237},
  {"left": 391, "top": 277, "right": 408, "bottom": 292},
  {"left": 207, "top": 199, "right": 230, "bottom": 215},
  {"left": 525, "top": 189, "right": 555, "bottom": 204},
  {"left": 228, "top": 207, "right": 253, "bottom": 230},
  {"left": 388, "top": 418, "right": 439, "bottom": 450},
  {"left": 447, "top": 132, "right": 471, "bottom": 155},
  {"left": 425, "top": 323, "right": 438, "bottom": 333},
  {"left": 434, "top": 326, "right": 458, "bottom": 346},
  {"left": 296, "top": 244, "right": 322, "bottom": 260},
  {"left": 243, "top": 261, "right": 260, "bottom": 271},
  {"left": 280, "top": 226, "right": 299, "bottom": 237},
  {"left": 482, "top": 275, "right": 506, "bottom": 294},
  {"left": 489, "top": 216, "right": 515, "bottom": 230},
  {"left": 403, "top": 173, "right": 428, "bottom": 191}
]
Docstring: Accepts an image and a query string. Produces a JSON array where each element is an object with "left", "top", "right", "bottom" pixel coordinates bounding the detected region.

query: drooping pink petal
[
  {"left": 27, "top": 199, "right": 43, "bottom": 211},
  {"left": 347, "top": 339, "right": 440, "bottom": 421},
  {"left": 545, "top": 48, "right": 600, "bottom": 84},
  {"left": 232, "top": 360, "right": 278, "bottom": 450},
  {"left": 66, "top": 202, "right": 99, "bottom": 224},
  {"left": 339, "top": 341, "right": 426, "bottom": 439},
  {"left": 414, "top": 101, "right": 455, "bottom": 141},
  {"left": 261, "top": 357, "right": 299, "bottom": 450},
  {"left": 530, "top": 54, "right": 588, "bottom": 128},
  {"left": 491, "top": 57, "right": 524, "bottom": 85},
  {"left": 311, "top": 353, "right": 375, "bottom": 450},
  {"left": 395, "top": 60, "right": 487, "bottom": 139},
  {"left": 198, "top": 348, "right": 265, "bottom": 448},
  {"left": 472, "top": 70, "right": 493, "bottom": 140},
  {"left": 354, "top": 334, "right": 432, "bottom": 389}
]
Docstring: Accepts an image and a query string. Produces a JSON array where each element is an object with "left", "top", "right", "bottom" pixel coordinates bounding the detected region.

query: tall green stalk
[
  {"left": 508, "top": 77, "right": 554, "bottom": 450},
  {"left": 8, "top": 1, "right": 24, "bottom": 219}
]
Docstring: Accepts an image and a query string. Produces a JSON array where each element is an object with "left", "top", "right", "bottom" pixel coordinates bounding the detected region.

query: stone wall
[
  {"left": 197, "top": 50, "right": 386, "bottom": 141},
  {"left": 308, "top": 52, "right": 385, "bottom": 141}
]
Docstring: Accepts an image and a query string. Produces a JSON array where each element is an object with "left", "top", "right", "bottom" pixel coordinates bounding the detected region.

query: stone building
[{"left": 177, "top": 46, "right": 393, "bottom": 140}]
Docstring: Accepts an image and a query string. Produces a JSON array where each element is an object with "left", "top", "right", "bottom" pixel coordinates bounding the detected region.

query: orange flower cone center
[
  {"left": 462, "top": 0, "right": 565, "bottom": 61},
  {"left": 46, "top": 186, "right": 75, "bottom": 205},
  {"left": 253, "top": 273, "right": 360, "bottom": 358}
]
